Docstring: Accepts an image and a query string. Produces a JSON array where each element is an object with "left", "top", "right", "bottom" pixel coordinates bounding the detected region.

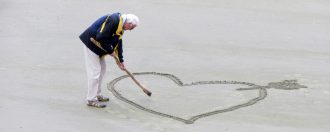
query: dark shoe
[{"left": 97, "top": 95, "right": 109, "bottom": 102}]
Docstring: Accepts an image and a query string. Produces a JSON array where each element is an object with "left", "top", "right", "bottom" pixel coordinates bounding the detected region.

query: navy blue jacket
[{"left": 80, "top": 13, "right": 124, "bottom": 62}]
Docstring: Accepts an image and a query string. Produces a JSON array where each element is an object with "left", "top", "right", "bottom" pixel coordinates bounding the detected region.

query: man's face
[{"left": 123, "top": 22, "right": 136, "bottom": 31}]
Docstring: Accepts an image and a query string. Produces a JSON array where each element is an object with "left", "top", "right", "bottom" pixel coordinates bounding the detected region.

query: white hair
[{"left": 125, "top": 14, "right": 139, "bottom": 27}]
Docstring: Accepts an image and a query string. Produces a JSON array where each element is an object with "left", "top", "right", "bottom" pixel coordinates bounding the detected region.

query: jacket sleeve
[
  {"left": 117, "top": 39, "right": 124, "bottom": 62},
  {"left": 95, "top": 16, "right": 119, "bottom": 54}
]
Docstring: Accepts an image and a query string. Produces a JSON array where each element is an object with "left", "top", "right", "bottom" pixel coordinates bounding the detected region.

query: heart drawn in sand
[{"left": 108, "top": 72, "right": 306, "bottom": 124}]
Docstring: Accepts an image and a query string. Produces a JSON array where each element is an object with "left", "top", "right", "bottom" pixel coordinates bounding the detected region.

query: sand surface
[{"left": 1, "top": 0, "right": 330, "bottom": 131}]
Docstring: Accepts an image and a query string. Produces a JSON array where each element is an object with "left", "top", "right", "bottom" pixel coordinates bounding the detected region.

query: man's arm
[
  {"left": 117, "top": 39, "right": 124, "bottom": 62},
  {"left": 114, "top": 39, "right": 125, "bottom": 70}
]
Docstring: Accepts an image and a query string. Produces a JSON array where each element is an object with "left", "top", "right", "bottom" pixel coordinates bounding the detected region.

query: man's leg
[
  {"left": 84, "top": 46, "right": 102, "bottom": 101},
  {"left": 84, "top": 46, "right": 106, "bottom": 108},
  {"left": 95, "top": 56, "right": 109, "bottom": 102},
  {"left": 97, "top": 57, "right": 106, "bottom": 96}
]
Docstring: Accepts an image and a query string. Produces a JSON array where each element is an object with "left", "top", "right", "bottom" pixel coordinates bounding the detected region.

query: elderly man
[{"left": 79, "top": 12, "right": 139, "bottom": 108}]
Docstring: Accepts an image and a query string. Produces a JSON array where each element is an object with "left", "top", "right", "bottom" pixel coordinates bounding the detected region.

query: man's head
[{"left": 123, "top": 14, "right": 139, "bottom": 31}]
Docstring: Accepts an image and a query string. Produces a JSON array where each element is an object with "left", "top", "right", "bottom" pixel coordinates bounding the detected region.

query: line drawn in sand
[{"left": 108, "top": 72, "right": 307, "bottom": 124}]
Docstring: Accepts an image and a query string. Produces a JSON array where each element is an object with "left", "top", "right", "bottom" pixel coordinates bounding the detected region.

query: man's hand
[
  {"left": 119, "top": 62, "right": 126, "bottom": 71},
  {"left": 111, "top": 54, "right": 125, "bottom": 71}
]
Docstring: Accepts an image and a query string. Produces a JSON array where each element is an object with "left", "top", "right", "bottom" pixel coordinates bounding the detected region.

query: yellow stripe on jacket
[{"left": 100, "top": 15, "right": 110, "bottom": 33}]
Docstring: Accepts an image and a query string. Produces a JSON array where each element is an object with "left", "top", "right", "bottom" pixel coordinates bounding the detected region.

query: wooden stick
[{"left": 90, "top": 38, "right": 152, "bottom": 96}]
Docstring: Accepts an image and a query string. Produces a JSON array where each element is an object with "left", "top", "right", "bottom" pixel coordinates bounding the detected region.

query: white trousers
[{"left": 84, "top": 46, "right": 106, "bottom": 101}]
